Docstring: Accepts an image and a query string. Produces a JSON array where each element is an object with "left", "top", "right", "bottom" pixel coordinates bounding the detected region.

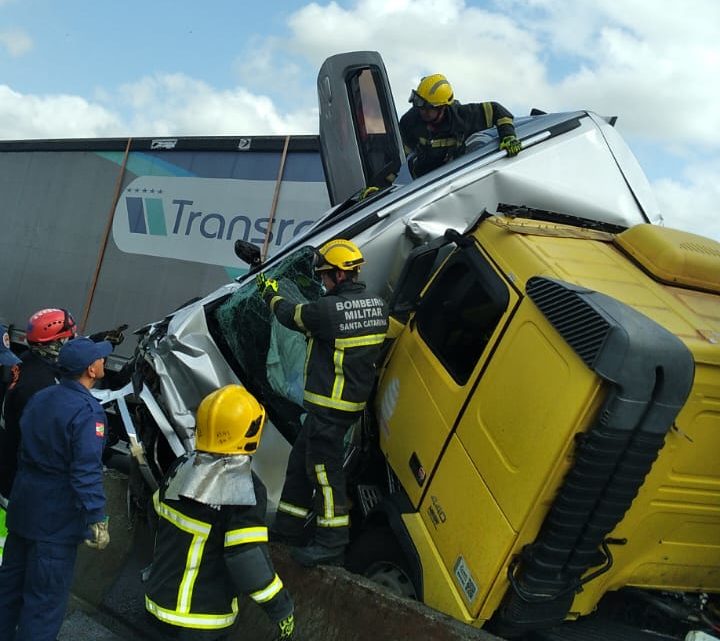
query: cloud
[
  {"left": 0, "top": 85, "right": 120, "bottom": 138},
  {"left": 0, "top": 0, "right": 718, "bottom": 241},
  {"left": 0, "top": 29, "right": 32, "bottom": 56},
  {"left": 652, "top": 160, "right": 720, "bottom": 241},
  {"left": 115, "top": 73, "right": 316, "bottom": 136}
]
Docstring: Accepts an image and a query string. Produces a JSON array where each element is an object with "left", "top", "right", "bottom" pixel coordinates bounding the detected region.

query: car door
[{"left": 317, "top": 51, "right": 405, "bottom": 205}]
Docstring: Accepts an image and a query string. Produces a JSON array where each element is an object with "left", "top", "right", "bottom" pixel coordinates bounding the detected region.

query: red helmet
[{"left": 26, "top": 308, "right": 77, "bottom": 344}]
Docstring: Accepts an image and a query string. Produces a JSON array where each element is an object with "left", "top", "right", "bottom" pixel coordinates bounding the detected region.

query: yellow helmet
[
  {"left": 313, "top": 239, "right": 365, "bottom": 272},
  {"left": 409, "top": 73, "right": 454, "bottom": 108},
  {"left": 195, "top": 385, "right": 266, "bottom": 455}
]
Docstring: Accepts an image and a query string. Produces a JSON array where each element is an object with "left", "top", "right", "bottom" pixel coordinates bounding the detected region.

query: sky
[{"left": 1, "top": 0, "right": 719, "bottom": 241}]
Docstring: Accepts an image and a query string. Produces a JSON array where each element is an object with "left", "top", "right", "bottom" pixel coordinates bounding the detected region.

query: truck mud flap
[{"left": 492, "top": 277, "right": 695, "bottom": 635}]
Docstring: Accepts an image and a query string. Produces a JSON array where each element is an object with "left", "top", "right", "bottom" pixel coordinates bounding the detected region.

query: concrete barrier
[{"left": 72, "top": 470, "right": 502, "bottom": 640}]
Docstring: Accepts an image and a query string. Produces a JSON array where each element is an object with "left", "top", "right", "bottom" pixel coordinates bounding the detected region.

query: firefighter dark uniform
[
  {"left": 0, "top": 324, "right": 20, "bottom": 563},
  {"left": 0, "top": 324, "right": 20, "bottom": 411},
  {"left": 400, "top": 73, "right": 520, "bottom": 178},
  {"left": 145, "top": 385, "right": 296, "bottom": 641},
  {"left": 0, "top": 338, "right": 110, "bottom": 641},
  {"left": 0, "top": 349, "right": 58, "bottom": 498},
  {"left": 400, "top": 100, "right": 517, "bottom": 177},
  {"left": 1, "top": 308, "right": 77, "bottom": 499},
  {"left": 260, "top": 239, "right": 388, "bottom": 562}
]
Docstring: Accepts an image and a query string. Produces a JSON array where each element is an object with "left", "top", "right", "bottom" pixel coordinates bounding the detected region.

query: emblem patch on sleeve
[{"left": 95, "top": 422, "right": 105, "bottom": 437}]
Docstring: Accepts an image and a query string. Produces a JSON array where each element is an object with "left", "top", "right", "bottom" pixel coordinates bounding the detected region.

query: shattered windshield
[{"left": 211, "top": 246, "right": 321, "bottom": 441}]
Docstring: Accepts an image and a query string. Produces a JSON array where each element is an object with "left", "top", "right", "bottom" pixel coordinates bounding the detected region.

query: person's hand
[
  {"left": 84, "top": 517, "right": 110, "bottom": 550},
  {"left": 277, "top": 613, "right": 296, "bottom": 640},
  {"left": 499, "top": 135, "right": 522, "bottom": 157},
  {"left": 359, "top": 186, "right": 379, "bottom": 200},
  {"left": 256, "top": 274, "right": 279, "bottom": 304},
  {"left": 103, "top": 324, "right": 128, "bottom": 346},
  {"left": 89, "top": 324, "right": 128, "bottom": 346}
]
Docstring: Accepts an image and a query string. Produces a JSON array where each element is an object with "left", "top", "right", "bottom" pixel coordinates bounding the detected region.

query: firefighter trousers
[{"left": 275, "top": 411, "right": 356, "bottom": 547}]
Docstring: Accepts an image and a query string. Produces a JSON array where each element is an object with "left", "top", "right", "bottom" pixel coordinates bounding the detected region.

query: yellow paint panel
[
  {"left": 400, "top": 513, "right": 475, "bottom": 625},
  {"left": 376, "top": 334, "right": 458, "bottom": 506},
  {"left": 456, "top": 300, "right": 602, "bottom": 531},
  {"left": 419, "top": 436, "right": 516, "bottom": 617}
]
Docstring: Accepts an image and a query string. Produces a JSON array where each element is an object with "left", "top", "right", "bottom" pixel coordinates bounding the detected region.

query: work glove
[
  {"left": 256, "top": 273, "right": 279, "bottom": 304},
  {"left": 359, "top": 185, "right": 379, "bottom": 200},
  {"left": 84, "top": 516, "right": 110, "bottom": 550},
  {"left": 499, "top": 135, "right": 522, "bottom": 157},
  {"left": 276, "top": 613, "right": 296, "bottom": 640},
  {"left": 89, "top": 324, "right": 128, "bottom": 346}
]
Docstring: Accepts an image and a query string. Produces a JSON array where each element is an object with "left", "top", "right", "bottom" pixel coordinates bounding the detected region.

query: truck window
[
  {"left": 347, "top": 68, "right": 398, "bottom": 187},
  {"left": 414, "top": 248, "right": 509, "bottom": 385}
]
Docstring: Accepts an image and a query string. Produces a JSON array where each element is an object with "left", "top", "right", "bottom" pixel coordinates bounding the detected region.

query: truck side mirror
[{"left": 234, "top": 240, "right": 262, "bottom": 270}]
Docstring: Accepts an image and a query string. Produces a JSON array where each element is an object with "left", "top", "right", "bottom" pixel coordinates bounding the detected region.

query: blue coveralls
[{"left": 0, "top": 379, "right": 106, "bottom": 641}]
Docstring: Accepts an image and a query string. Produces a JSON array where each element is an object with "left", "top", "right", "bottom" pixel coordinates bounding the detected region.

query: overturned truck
[{"left": 98, "top": 52, "right": 720, "bottom": 640}]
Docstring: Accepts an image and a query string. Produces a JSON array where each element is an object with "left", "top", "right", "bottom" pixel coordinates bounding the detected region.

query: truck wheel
[{"left": 346, "top": 527, "right": 418, "bottom": 600}]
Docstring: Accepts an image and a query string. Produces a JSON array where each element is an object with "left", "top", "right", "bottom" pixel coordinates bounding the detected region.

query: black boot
[{"left": 291, "top": 543, "right": 345, "bottom": 567}]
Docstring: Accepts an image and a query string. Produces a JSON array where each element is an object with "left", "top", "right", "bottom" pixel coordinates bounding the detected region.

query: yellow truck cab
[
  {"left": 120, "top": 50, "right": 720, "bottom": 641},
  {"left": 371, "top": 216, "right": 720, "bottom": 637}
]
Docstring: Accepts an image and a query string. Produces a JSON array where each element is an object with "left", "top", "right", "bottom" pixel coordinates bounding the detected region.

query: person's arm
[
  {"left": 463, "top": 101, "right": 521, "bottom": 156},
  {"left": 258, "top": 275, "right": 329, "bottom": 337},
  {"left": 462, "top": 101, "right": 516, "bottom": 139},
  {"left": 399, "top": 110, "right": 418, "bottom": 156},
  {"left": 269, "top": 295, "right": 329, "bottom": 338},
  {"left": 223, "top": 484, "right": 295, "bottom": 635},
  {"left": 69, "top": 403, "right": 106, "bottom": 526}
]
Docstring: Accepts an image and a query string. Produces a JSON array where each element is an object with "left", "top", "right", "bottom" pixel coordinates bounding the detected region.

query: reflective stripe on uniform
[
  {"left": 483, "top": 102, "right": 493, "bottom": 125},
  {"left": 497, "top": 116, "right": 513, "bottom": 127},
  {"left": 277, "top": 501, "right": 310, "bottom": 518},
  {"left": 331, "top": 347, "right": 345, "bottom": 400},
  {"left": 311, "top": 333, "right": 386, "bottom": 412},
  {"left": 304, "top": 338, "right": 314, "bottom": 383},
  {"left": 418, "top": 136, "right": 458, "bottom": 149},
  {"left": 315, "top": 464, "right": 334, "bottom": 520},
  {"left": 224, "top": 526, "right": 268, "bottom": 547},
  {"left": 317, "top": 514, "right": 350, "bottom": 528},
  {"left": 153, "top": 491, "right": 211, "bottom": 613},
  {"left": 313, "top": 464, "right": 349, "bottom": 528},
  {"left": 145, "top": 595, "right": 238, "bottom": 630},
  {"left": 269, "top": 295, "right": 283, "bottom": 312},
  {"left": 250, "top": 574, "right": 284, "bottom": 604},
  {"left": 303, "top": 391, "right": 366, "bottom": 412},
  {"left": 335, "top": 334, "right": 385, "bottom": 349},
  {"left": 293, "top": 305, "right": 307, "bottom": 332}
]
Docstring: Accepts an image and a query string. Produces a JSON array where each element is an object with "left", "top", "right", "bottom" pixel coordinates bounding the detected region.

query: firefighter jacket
[
  {"left": 145, "top": 462, "right": 284, "bottom": 632},
  {"left": 399, "top": 100, "right": 517, "bottom": 177},
  {"left": 268, "top": 280, "right": 389, "bottom": 418},
  {"left": 7, "top": 379, "right": 106, "bottom": 544},
  {"left": 0, "top": 350, "right": 58, "bottom": 497}
]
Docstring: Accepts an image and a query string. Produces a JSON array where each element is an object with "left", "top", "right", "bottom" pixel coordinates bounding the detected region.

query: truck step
[
  {"left": 530, "top": 619, "right": 680, "bottom": 641},
  {"left": 356, "top": 484, "right": 383, "bottom": 516}
]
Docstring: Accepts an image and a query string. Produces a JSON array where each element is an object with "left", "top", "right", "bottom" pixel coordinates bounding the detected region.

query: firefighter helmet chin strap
[{"left": 164, "top": 451, "right": 257, "bottom": 506}]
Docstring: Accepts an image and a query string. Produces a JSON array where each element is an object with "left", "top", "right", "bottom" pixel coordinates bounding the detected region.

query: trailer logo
[
  {"left": 126, "top": 192, "right": 168, "bottom": 236},
  {"left": 113, "top": 176, "right": 329, "bottom": 268}
]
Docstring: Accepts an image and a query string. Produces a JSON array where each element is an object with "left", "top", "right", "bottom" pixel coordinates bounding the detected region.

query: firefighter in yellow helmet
[
  {"left": 400, "top": 73, "right": 522, "bottom": 178},
  {"left": 257, "top": 239, "right": 389, "bottom": 567},
  {"left": 144, "top": 385, "right": 297, "bottom": 641}
]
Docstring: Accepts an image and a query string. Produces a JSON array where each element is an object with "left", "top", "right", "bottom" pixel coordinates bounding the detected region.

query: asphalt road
[{"left": 60, "top": 597, "right": 143, "bottom": 641}]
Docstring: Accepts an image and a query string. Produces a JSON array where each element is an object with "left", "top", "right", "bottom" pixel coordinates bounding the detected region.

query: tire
[{"left": 346, "top": 526, "right": 418, "bottom": 600}]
